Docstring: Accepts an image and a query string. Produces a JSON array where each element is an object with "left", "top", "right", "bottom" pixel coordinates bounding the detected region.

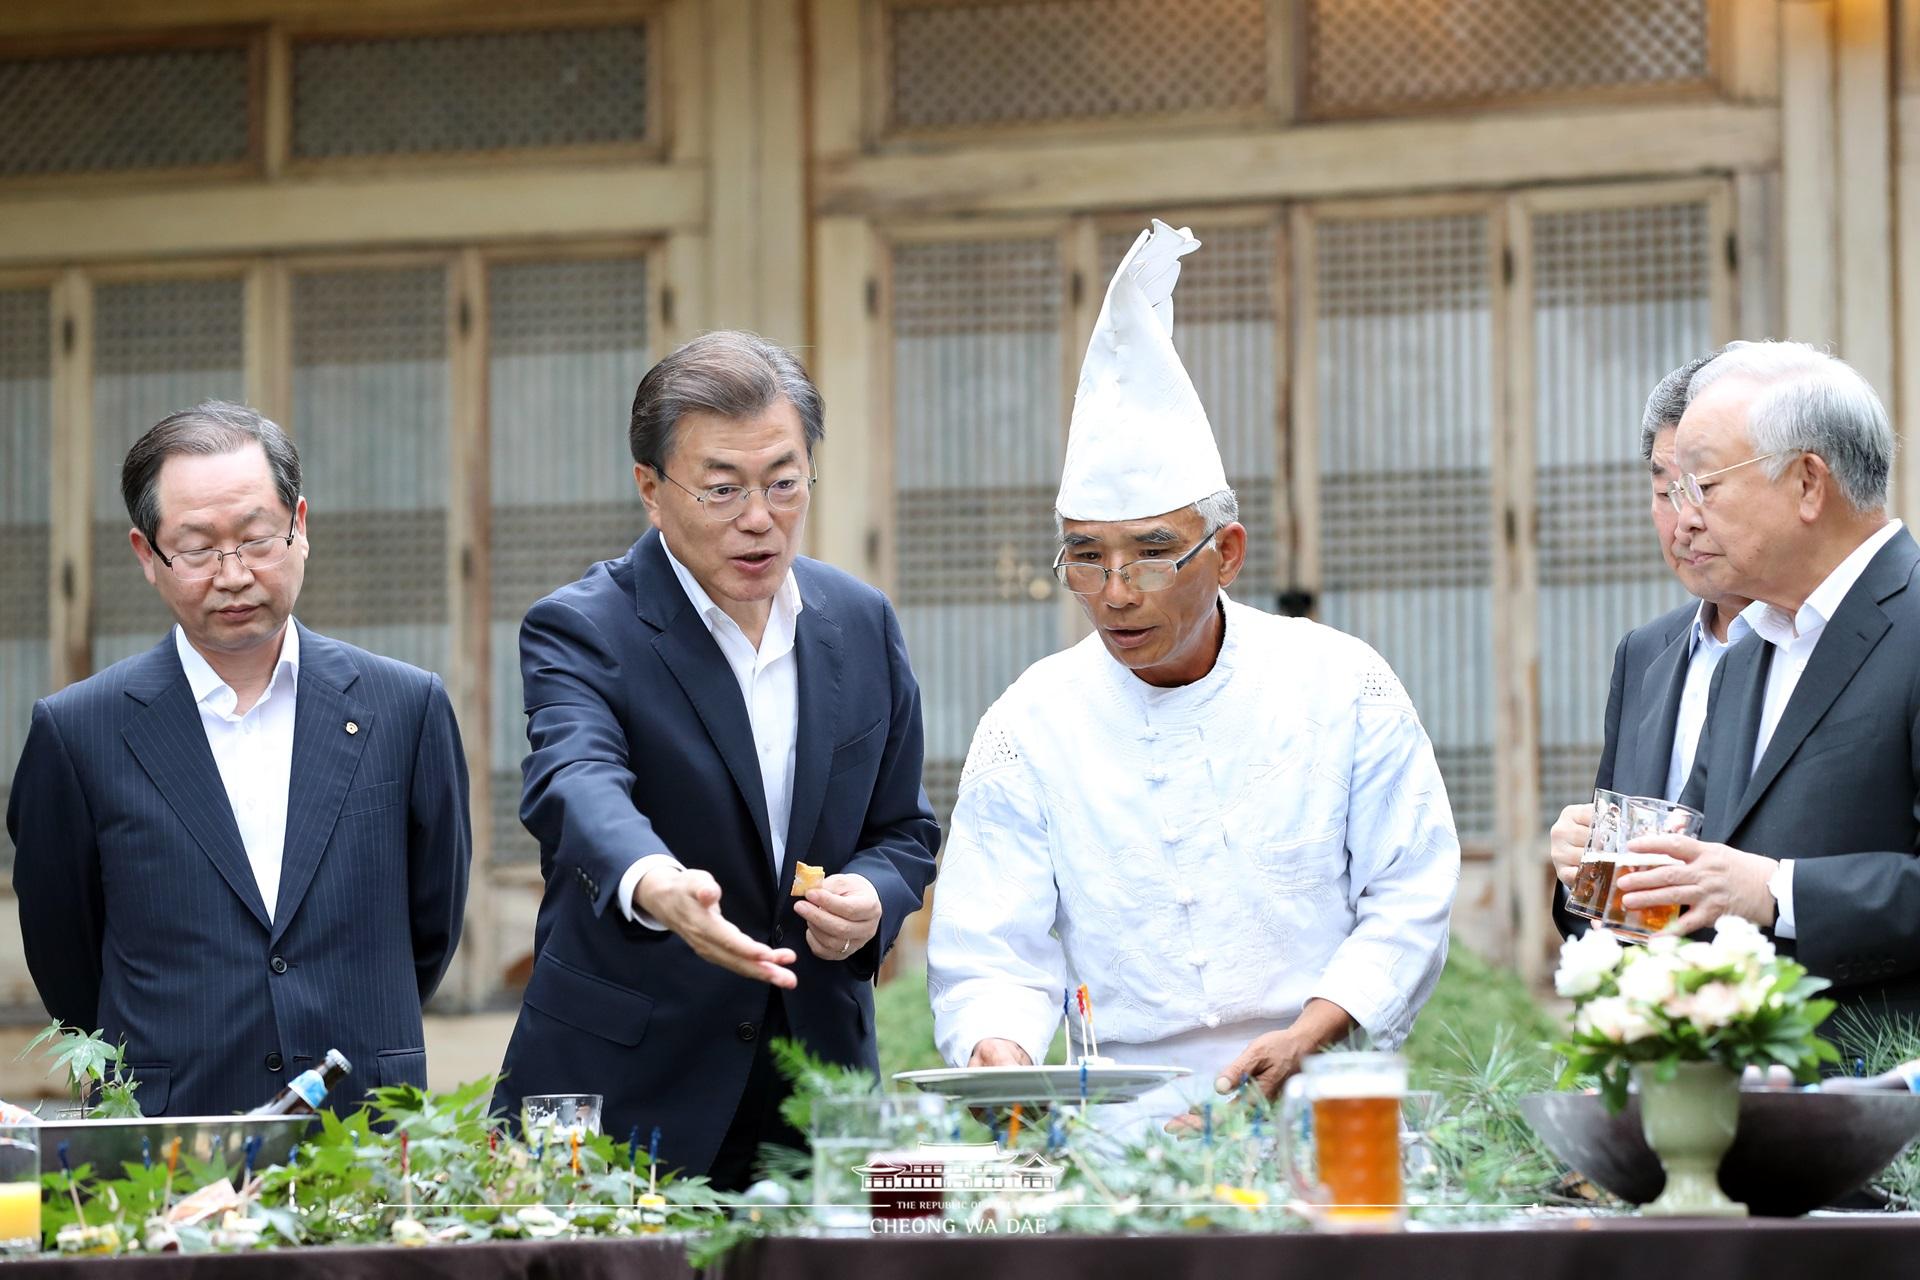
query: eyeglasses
[
  {"left": 660, "top": 470, "right": 816, "bottom": 520},
  {"left": 1663, "top": 451, "right": 1796, "bottom": 513},
  {"left": 1053, "top": 528, "right": 1217, "bottom": 595},
  {"left": 154, "top": 518, "right": 298, "bottom": 581}
]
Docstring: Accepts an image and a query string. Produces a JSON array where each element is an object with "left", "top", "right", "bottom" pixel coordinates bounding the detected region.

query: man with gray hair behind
[
  {"left": 928, "top": 222, "right": 1459, "bottom": 1130},
  {"left": 1616, "top": 341, "right": 1920, "bottom": 1025},
  {"left": 1548, "top": 348, "right": 1754, "bottom": 937},
  {"left": 8, "top": 401, "right": 471, "bottom": 1116}
]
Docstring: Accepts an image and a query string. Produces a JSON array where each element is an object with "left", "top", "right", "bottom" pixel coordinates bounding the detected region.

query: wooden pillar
[
  {"left": 1835, "top": 0, "right": 1895, "bottom": 410},
  {"left": 1894, "top": 0, "right": 1920, "bottom": 520},
  {"left": 49, "top": 269, "right": 92, "bottom": 690},
  {"left": 1781, "top": 0, "right": 1839, "bottom": 347},
  {"left": 448, "top": 248, "right": 492, "bottom": 1011}
]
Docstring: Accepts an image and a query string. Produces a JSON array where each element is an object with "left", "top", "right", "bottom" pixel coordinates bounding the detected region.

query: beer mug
[
  {"left": 1566, "top": 788, "right": 1627, "bottom": 919},
  {"left": 1601, "top": 796, "right": 1702, "bottom": 940},
  {"left": 1280, "top": 1051, "right": 1406, "bottom": 1230}
]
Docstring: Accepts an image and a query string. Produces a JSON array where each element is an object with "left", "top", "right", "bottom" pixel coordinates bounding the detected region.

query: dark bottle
[{"left": 249, "top": 1049, "right": 352, "bottom": 1115}]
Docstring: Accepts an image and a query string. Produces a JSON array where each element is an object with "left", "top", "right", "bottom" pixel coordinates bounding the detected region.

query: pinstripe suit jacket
[{"left": 6, "top": 622, "right": 471, "bottom": 1117}]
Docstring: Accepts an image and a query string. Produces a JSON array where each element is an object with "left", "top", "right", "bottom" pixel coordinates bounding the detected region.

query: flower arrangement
[{"left": 1555, "top": 917, "right": 1840, "bottom": 1110}]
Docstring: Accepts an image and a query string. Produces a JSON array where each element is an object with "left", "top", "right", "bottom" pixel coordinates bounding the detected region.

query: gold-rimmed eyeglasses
[
  {"left": 1052, "top": 528, "right": 1217, "bottom": 595},
  {"left": 1663, "top": 451, "right": 1797, "bottom": 514}
]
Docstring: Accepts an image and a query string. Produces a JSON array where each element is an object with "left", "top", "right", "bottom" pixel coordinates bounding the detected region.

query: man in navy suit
[
  {"left": 494, "top": 331, "right": 939, "bottom": 1190},
  {"left": 8, "top": 401, "right": 470, "bottom": 1117},
  {"left": 1547, "top": 352, "right": 1753, "bottom": 937}
]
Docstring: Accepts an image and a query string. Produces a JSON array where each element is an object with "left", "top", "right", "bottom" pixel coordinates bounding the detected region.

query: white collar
[
  {"left": 174, "top": 620, "right": 301, "bottom": 712},
  {"left": 659, "top": 533, "right": 803, "bottom": 645},
  {"left": 1688, "top": 598, "right": 1751, "bottom": 653},
  {"left": 1745, "top": 519, "right": 1903, "bottom": 647}
]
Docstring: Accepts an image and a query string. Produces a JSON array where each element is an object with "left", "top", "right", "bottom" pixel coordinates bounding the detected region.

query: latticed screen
[
  {"left": 891, "top": 237, "right": 1064, "bottom": 822},
  {"left": 1098, "top": 222, "right": 1280, "bottom": 612},
  {"left": 0, "top": 45, "right": 252, "bottom": 177},
  {"left": 1313, "top": 213, "right": 1496, "bottom": 843},
  {"left": 0, "top": 288, "right": 52, "bottom": 871},
  {"left": 1303, "top": 0, "right": 1709, "bottom": 119},
  {"left": 1533, "top": 201, "right": 1710, "bottom": 817},
  {"left": 886, "top": 0, "right": 1267, "bottom": 130},
  {"left": 290, "top": 266, "right": 450, "bottom": 681},
  {"left": 292, "top": 26, "right": 649, "bottom": 160},
  {"left": 488, "top": 256, "right": 650, "bottom": 867},
  {"left": 91, "top": 278, "right": 247, "bottom": 671}
]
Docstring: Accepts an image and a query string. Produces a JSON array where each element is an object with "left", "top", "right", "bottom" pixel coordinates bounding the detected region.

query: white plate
[{"left": 892, "top": 1064, "right": 1191, "bottom": 1106}]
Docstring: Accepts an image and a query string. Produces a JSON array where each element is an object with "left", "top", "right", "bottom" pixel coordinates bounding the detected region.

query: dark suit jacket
[
  {"left": 1552, "top": 600, "right": 1697, "bottom": 939},
  {"left": 1681, "top": 527, "right": 1920, "bottom": 1022},
  {"left": 7, "top": 623, "right": 471, "bottom": 1117},
  {"left": 493, "top": 531, "right": 939, "bottom": 1178}
]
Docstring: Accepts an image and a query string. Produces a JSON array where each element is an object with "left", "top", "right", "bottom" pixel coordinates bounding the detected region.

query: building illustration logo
[{"left": 854, "top": 1143, "right": 1062, "bottom": 1195}]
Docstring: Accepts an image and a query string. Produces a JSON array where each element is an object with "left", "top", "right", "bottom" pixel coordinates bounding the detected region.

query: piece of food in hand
[{"left": 789, "top": 862, "right": 825, "bottom": 897}]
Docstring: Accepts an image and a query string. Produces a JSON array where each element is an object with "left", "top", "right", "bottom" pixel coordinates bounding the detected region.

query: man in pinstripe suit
[
  {"left": 7, "top": 401, "right": 471, "bottom": 1117},
  {"left": 1546, "top": 353, "right": 1753, "bottom": 937}
]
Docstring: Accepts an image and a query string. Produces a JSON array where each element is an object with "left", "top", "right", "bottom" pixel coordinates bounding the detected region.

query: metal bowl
[
  {"left": 19, "top": 1114, "right": 315, "bottom": 1180},
  {"left": 1520, "top": 1089, "right": 1920, "bottom": 1216}
]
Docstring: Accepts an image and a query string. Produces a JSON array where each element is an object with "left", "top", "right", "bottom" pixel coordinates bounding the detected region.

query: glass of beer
[
  {"left": 1601, "top": 797, "right": 1703, "bottom": 940},
  {"left": 0, "top": 1127, "right": 38, "bottom": 1254},
  {"left": 1566, "top": 788, "right": 1627, "bottom": 919},
  {"left": 1280, "top": 1051, "right": 1407, "bottom": 1230}
]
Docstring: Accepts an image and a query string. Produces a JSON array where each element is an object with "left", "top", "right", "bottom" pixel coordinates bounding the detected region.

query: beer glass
[
  {"left": 1601, "top": 796, "right": 1702, "bottom": 940},
  {"left": 521, "top": 1093, "right": 603, "bottom": 1143},
  {"left": 1566, "top": 788, "right": 1627, "bottom": 919},
  {"left": 1280, "top": 1052, "right": 1406, "bottom": 1230},
  {"left": 0, "top": 1127, "right": 38, "bottom": 1255}
]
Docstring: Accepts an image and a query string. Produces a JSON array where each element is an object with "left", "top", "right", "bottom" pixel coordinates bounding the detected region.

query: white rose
[
  {"left": 1732, "top": 970, "right": 1772, "bottom": 1016},
  {"left": 1579, "top": 995, "right": 1660, "bottom": 1044},
  {"left": 1710, "top": 915, "right": 1775, "bottom": 966},
  {"left": 1617, "top": 953, "right": 1684, "bottom": 1007},
  {"left": 1645, "top": 934, "right": 1684, "bottom": 958},
  {"left": 1676, "top": 941, "right": 1719, "bottom": 970},
  {"left": 1677, "top": 980, "right": 1744, "bottom": 1032},
  {"left": 1556, "top": 928, "right": 1624, "bottom": 998}
]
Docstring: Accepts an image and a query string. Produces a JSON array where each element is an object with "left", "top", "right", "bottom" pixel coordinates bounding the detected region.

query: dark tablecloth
[{"left": 16, "top": 1217, "right": 1920, "bottom": 1279}]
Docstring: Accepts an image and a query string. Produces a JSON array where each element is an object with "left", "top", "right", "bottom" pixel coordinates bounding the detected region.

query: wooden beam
[
  {"left": 0, "top": 164, "right": 706, "bottom": 266},
  {"left": 1897, "top": 91, "right": 1920, "bottom": 523},
  {"left": 707, "top": 0, "right": 758, "bottom": 331},
  {"left": 808, "top": 215, "right": 879, "bottom": 580},
  {"left": 756, "top": 0, "right": 809, "bottom": 351},
  {"left": 447, "top": 247, "right": 494, "bottom": 1011},
  {"left": 243, "top": 260, "right": 290, "bottom": 425},
  {"left": 808, "top": 0, "right": 865, "bottom": 156},
  {"left": 816, "top": 101, "right": 1781, "bottom": 218},
  {"left": 1836, "top": 0, "right": 1896, "bottom": 411},
  {"left": 1711, "top": 0, "right": 1781, "bottom": 102},
  {"left": 48, "top": 269, "right": 93, "bottom": 689},
  {"left": 1781, "top": 0, "right": 1839, "bottom": 346}
]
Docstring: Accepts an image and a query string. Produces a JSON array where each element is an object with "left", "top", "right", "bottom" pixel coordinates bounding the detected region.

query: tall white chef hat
[{"left": 1054, "top": 219, "right": 1228, "bottom": 522}]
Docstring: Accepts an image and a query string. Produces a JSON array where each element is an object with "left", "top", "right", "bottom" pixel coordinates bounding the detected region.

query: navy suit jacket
[
  {"left": 494, "top": 531, "right": 939, "bottom": 1178},
  {"left": 7, "top": 623, "right": 471, "bottom": 1116},
  {"left": 1681, "top": 528, "right": 1920, "bottom": 1022},
  {"left": 1553, "top": 601, "right": 1697, "bottom": 938}
]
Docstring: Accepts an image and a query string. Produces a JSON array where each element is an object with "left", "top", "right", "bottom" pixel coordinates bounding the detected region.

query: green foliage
[
  {"left": 1417, "top": 1024, "right": 1575, "bottom": 1211},
  {"left": 1405, "top": 943, "right": 1560, "bottom": 1084},
  {"left": 1829, "top": 1008, "right": 1920, "bottom": 1206},
  {"left": 20, "top": 1023, "right": 142, "bottom": 1118}
]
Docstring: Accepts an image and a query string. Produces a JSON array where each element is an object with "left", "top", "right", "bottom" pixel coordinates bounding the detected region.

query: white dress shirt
[
  {"left": 1664, "top": 600, "right": 1752, "bottom": 803},
  {"left": 617, "top": 536, "right": 803, "bottom": 926},
  {"left": 1743, "top": 519, "right": 1905, "bottom": 938},
  {"left": 175, "top": 622, "right": 300, "bottom": 922},
  {"left": 928, "top": 598, "right": 1460, "bottom": 1124}
]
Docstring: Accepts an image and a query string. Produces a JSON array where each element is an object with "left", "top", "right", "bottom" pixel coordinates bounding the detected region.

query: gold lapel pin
[{"left": 345, "top": 721, "right": 359, "bottom": 735}]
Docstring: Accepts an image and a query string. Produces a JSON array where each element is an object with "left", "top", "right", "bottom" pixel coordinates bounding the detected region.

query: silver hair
[
  {"left": 1053, "top": 487, "right": 1239, "bottom": 539},
  {"left": 1640, "top": 341, "right": 1752, "bottom": 461},
  {"left": 1686, "top": 341, "right": 1894, "bottom": 512}
]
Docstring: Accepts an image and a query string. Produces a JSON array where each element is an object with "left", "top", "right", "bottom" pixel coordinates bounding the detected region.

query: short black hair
[
  {"left": 121, "top": 401, "right": 301, "bottom": 546},
  {"left": 628, "top": 331, "right": 824, "bottom": 473}
]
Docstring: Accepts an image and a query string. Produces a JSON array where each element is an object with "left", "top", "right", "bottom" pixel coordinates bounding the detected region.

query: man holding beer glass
[
  {"left": 1617, "top": 343, "right": 1920, "bottom": 1025},
  {"left": 1549, "top": 351, "right": 1753, "bottom": 938}
]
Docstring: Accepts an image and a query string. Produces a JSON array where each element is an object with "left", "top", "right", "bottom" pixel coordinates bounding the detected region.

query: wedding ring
[{"left": 840, "top": 938, "right": 852, "bottom": 956}]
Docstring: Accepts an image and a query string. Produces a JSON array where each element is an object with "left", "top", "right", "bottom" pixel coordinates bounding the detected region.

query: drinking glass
[
  {"left": 1566, "top": 788, "right": 1627, "bottom": 919},
  {"left": 1601, "top": 797, "right": 1703, "bottom": 940},
  {"left": 810, "top": 1093, "right": 957, "bottom": 1231},
  {"left": 0, "top": 1128, "right": 39, "bottom": 1255},
  {"left": 1280, "top": 1052, "right": 1407, "bottom": 1231},
  {"left": 521, "top": 1093, "right": 603, "bottom": 1143}
]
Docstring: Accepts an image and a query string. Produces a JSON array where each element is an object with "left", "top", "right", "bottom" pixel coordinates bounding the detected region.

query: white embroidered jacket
[{"left": 927, "top": 598, "right": 1462, "bottom": 1068}]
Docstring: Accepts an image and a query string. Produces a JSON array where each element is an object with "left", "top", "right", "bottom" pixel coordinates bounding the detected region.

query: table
[{"left": 15, "top": 1217, "right": 1920, "bottom": 1279}]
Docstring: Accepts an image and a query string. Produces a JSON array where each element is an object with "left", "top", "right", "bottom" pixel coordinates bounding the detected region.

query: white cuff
[
  {"left": 618, "top": 854, "right": 684, "bottom": 930},
  {"left": 1768, "top": 858, "right": 1796, "bottom": 940}
]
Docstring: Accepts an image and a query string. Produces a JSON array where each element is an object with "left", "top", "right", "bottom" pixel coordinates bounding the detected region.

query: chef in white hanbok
[{"left": 926, "top": 220, "right": 1461, "bottom": 1131}]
